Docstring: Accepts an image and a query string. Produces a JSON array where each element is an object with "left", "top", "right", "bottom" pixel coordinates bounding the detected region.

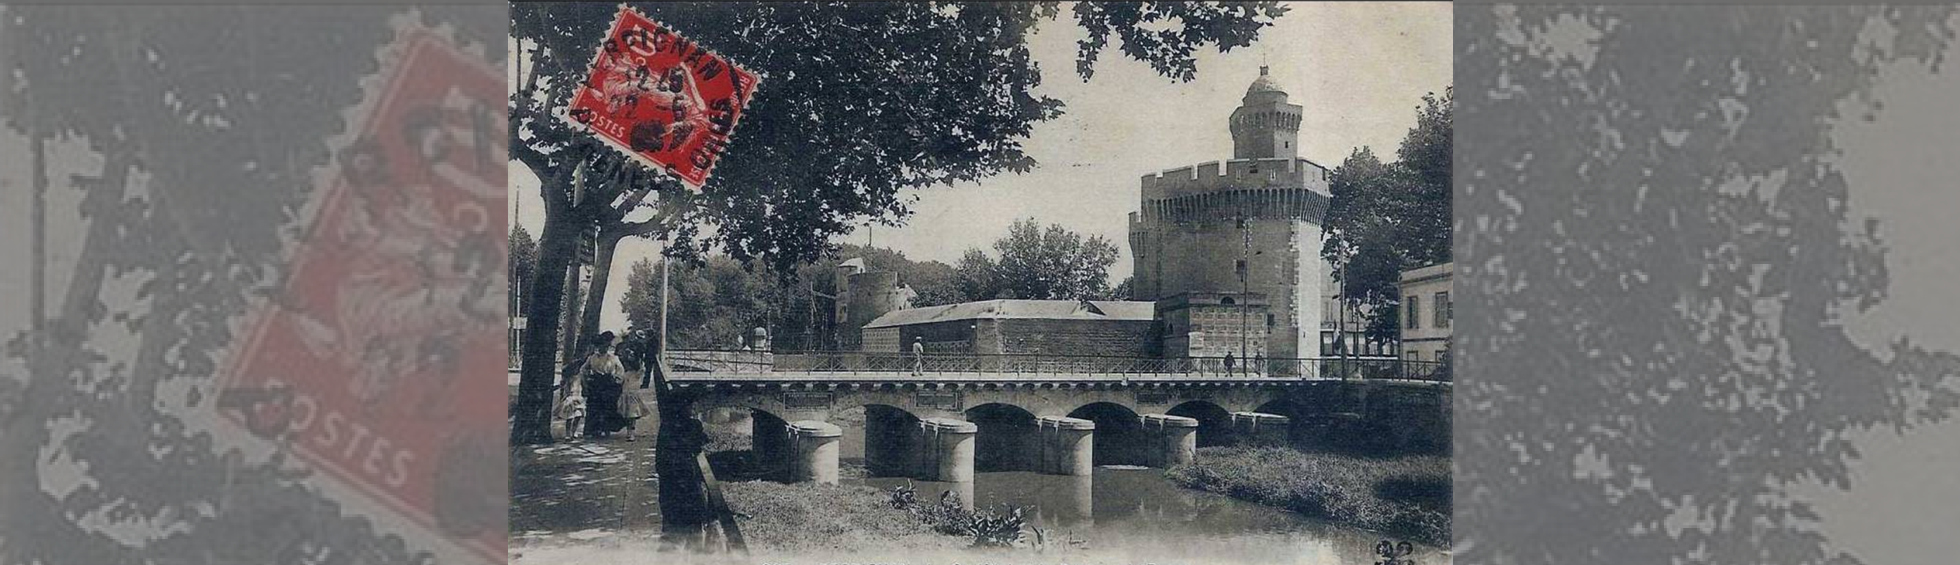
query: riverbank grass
[
  {"left": 1165, "top": 446, "right": 1450, "bottom": 546},
  {"left": 721, "top": 481, "right": 969, "bottom": 553}
]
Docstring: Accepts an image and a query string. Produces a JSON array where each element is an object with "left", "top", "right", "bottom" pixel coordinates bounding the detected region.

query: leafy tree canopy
[
  {"left": 1321, "top": 89, "right": 1452, "bottom": 342},
  {"left": 509, "top": 225, "right": 538, "bottom": 287},
  {"left": 957, "top": 218, "right": 1120, "bottom": 301},
  {"left": 619, "top": 243, "right": 973, "bottom": 353}
]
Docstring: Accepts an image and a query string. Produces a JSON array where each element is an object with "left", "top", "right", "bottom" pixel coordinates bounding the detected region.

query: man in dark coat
[
  {"left": 638, "top": 329, "right": 661, "bottom": 389},
  {"left": 649, "top": 337, "right": 715, "bottom": 547}
]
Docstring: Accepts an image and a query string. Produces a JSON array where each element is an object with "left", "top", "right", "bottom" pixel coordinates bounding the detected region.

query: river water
[{"left": 849, "top": 466, "right": 1450, "bottom": 565}]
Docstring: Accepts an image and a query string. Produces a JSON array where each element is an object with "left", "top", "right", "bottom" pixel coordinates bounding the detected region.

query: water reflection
[{"left": 850, "top": 466, "right": 1449, "bottom": 565}]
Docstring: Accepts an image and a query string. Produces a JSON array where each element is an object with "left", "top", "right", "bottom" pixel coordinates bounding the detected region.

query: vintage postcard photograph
[{"left": 507, "top": 3, "right": 1451, "bottom": 564}]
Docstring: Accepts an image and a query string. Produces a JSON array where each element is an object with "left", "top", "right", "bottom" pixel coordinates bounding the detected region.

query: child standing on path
[{"left": 555, "top": 365, "right": 586, "bottom": 440}]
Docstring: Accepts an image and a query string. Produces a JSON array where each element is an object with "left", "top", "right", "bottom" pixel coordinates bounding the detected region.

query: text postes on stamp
[
  {"left": 216, "top": 24, "right": 507, "bottom": 565},
  {"left": 564, "top": 6, "right": 760, "bottom": 188}
]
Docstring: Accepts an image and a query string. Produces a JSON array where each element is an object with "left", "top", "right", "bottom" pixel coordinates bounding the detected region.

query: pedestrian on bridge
[
  {"left": 911, "top": 337, "right": 925, "bottom": 376},
  {"left": 637, "top": 329, "right": 661, "bottom": 389}
]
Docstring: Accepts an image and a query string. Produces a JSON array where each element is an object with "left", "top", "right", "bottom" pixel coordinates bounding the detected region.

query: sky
[
  {"left": 508, "top": 2, "right": 1455, "bottom": 330},
  {"left": 1799, "top": 16, "right": 1960, "bottom": 561}
]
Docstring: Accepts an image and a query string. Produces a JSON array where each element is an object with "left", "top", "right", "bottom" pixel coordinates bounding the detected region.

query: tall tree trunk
[
  {"left": 556, "top": 246, "right": 585, "bottom": 368},
  {"left": 577, "top": 231, "right": 628, "bottom": 349},
  {"left": 512, "top": 209, "right": 584, "bottom": 445},
  {"left": 512, "top": 144, "right": 607, "bottom": 445}
]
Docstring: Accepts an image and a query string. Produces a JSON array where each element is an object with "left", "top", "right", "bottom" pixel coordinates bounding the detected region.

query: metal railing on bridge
[{"left": 662, "top": 350, "right": 1450, "bottom": 382}]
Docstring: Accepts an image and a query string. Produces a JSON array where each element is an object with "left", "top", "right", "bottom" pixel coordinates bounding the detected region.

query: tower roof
[{"left": 1246, "top": 65, "right": 1284, "bottom": 96}]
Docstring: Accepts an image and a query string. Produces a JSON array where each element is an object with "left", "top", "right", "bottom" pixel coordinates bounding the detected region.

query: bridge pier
[
  {"left": 752, "top": 411, "right": 792, "bottom": 481},
  {"left": 787, "top": 421, "right": 842, "bottom": 485},
  {"left": 1035, "top": 416, "right": 1096, "bottom": 476},
  {"left": 1230, "top": 412, "right": 1292, "bottom": 446},
  {"left": 1141, "top": 414, "right": 1200, "bottom": 467},
  {"left": 918, "top": 418, "right": 977, "bottom": 483}
]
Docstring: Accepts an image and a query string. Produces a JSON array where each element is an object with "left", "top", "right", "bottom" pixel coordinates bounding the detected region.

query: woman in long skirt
[{"left": 581, "top": 332, "right": 629, "bottom": 438}]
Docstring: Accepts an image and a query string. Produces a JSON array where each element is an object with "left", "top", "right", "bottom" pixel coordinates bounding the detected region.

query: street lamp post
[
  {"left": 659, "top": 236, "right": 670, "bottom": 359},
  {"left": 1336, "top": 261, "right": 1348, "bottom": 381},
  {"left": 1238, "top": 214, "right": 1250, "bottom": 377}
]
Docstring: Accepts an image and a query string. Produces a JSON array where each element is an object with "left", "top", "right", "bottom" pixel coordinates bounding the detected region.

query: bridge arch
[
  {"left": 1250, "top": 398, "right": 1311, "bottom": 447},
  {"left": 862, "top": 404, "right": 923, "bottom": 478},
  {"left": 1067, "top": 402, "right": 1147, "bottom": 467},
  {"left": 1167, "top": 400, "right": 1235, "bottom": 447},
  {"left": 1252, "top": 398, "right": 1306, "bottom": 421},
  {"left": 689, "top": 406, "right": 791, "bottom": 482},
  {"left": 966, "top": 403, "right": 1038, "bottom": 472}
]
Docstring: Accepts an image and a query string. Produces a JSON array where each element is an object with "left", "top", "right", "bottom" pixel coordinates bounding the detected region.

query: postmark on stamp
[
  {"left": 562, "top": 5, "right": 760, "bottom": 188},
  {"left": 211, "top": 20, "right": 507, "bottom": 565}
]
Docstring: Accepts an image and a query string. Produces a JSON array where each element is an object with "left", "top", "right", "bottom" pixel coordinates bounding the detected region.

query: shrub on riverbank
[
  {"left": 886, "top": 484, "right": 1026, "bottom": 547},
  {"left": 721, "top": 481, "right": 968, "bottom": 553},
  {"left": 1164, "top": 446, "right": 1450, "bottom": 546}
]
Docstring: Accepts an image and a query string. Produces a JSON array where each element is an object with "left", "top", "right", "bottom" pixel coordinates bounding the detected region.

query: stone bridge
[{"left": 659, "top": 351, "right": 1450, "bottom": 492}]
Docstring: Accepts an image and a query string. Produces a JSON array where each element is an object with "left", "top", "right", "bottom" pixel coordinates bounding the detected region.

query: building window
[
  {"left": 1405, "top": 295, "right": 1420, "bottom": 329},
  {"left": 1435, "top": 291, "right": 1450, "bottom": 329}
]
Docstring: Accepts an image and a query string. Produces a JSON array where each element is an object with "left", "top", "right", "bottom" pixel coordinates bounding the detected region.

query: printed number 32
[{"left": 1375, "top": 539, "right": 1416, "bottom": 565}]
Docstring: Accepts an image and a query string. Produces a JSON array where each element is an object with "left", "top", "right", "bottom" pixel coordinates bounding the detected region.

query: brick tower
[{"left": 1128, "top": 67, "right": 1337, "bottom": 366}]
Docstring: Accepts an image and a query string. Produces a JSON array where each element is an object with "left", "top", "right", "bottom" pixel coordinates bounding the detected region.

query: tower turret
[{"left": 1228, "top": 66, "right": 1304, "bottom": 160}]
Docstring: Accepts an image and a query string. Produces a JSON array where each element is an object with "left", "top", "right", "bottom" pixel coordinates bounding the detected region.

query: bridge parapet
[{"left": 663, "top": 350, "right": 1450, "bottom": 382}]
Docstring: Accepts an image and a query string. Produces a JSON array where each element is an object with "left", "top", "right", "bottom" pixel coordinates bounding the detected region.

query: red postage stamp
[
  {"left": 214, "top": 25, "right": 507, "bottom": 564},
  {"left": 563, "top": 6, "right": 760, "bottom": 188}
]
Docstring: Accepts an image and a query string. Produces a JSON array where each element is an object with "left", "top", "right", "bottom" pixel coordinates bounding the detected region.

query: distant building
[
  {"left": 1397, "top": 262, "right": 1452, "bottom": 364},
  {"left": 1128, "top": 66, "right": 1341, "bottom": 361},
  {"left": 1321, "top": 295, "right": 1398, "bottom": 358},
  {"left": 861, "top": 299, "right": 1158, "bottom": 357}
]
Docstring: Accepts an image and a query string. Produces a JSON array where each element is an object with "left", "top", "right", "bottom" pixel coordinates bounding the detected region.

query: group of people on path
[{"left": 554, "top": 330, "right": 656, "bottom": 441}]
